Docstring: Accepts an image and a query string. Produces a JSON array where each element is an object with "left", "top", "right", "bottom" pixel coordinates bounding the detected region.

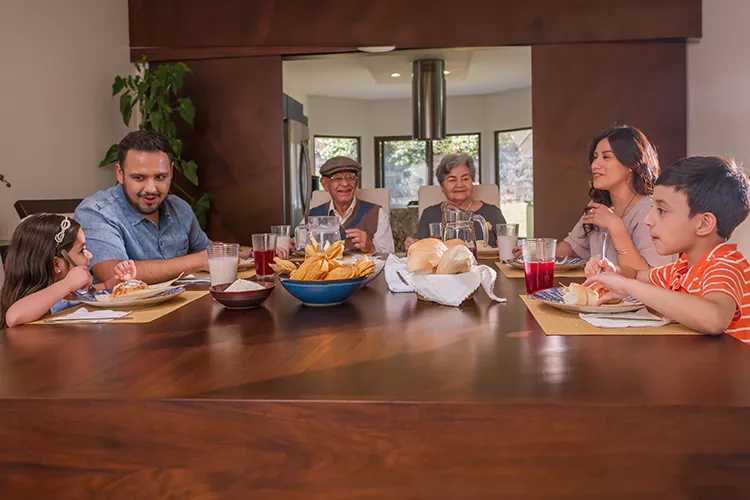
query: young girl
[{"left": 0, "top": 214, "right": 136, "bottom": 328}]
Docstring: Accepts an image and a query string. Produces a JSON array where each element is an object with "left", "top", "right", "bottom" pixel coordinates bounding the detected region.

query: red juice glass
[
  {"left": 521, "top": 238, "right": 557, "bottom": 295},
  {"left": 251, "top": 233, "right": 277, "bottom": 281}
]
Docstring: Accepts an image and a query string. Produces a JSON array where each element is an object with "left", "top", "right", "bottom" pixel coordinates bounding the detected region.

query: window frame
[
  {"left": 374, "top": 133, "right": 482, "bottom": 189},
  {"left": 313, "top": 134, "right": 362, "bottom": 188}
]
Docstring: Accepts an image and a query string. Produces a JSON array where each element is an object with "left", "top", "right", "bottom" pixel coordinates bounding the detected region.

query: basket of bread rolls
[{"left": 406, "top": 238, "right": 477, "bottom": 303}]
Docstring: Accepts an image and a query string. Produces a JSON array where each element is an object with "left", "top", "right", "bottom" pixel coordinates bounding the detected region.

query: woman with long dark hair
[{"left": 516, "top": 125, "right": 671, "bottom": 271}]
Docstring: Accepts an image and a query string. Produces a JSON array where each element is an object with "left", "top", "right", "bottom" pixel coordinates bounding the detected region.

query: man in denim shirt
[{"left": 76, "top": 131, "right": 249, "bottom": 284}]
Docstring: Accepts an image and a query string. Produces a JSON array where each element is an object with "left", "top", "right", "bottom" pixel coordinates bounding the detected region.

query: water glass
[
  {"left": 271, "top": 225, "right": 292, "bottom": 254},
  {"left": 496, "top": 223, "right": 519, "bottom": 261},
  {"left": 207, "top": 243, "right": 239, "bottom": 286},
  {"left": 521, "top": 238, "right": 556, "bottom": 295},
  {"left": 428, "top": 222, "right": 443, "bottom": 239},
  {"left": 252, "top": 233, "right": 277, "bottom": 281}
]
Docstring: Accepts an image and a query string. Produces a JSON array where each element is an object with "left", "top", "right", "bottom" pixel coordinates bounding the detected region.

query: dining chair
[
  {"left": 14, "top": 199, "right": 82, "bottom": 219},
  {"left": 417, "top": 184, "right": 500, "bottom": 218},
  {"left": 310, "top": 188, "right": 391, "bottom": 215}
]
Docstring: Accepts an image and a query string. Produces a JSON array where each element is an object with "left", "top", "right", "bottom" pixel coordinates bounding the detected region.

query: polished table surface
[{"left": 2, "top": 264, "right": 750, "bottom": 498}]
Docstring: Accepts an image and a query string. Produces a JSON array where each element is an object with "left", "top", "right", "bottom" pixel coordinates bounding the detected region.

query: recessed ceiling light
[
  {"left": 391, "top": 72, "right": 400, "bottom": 78},
  {"left": 444, "top": 70, "right": 451, "bottom": 75},
  {"left": 358, "top": 46, "right": 396, "bottom": 53}
]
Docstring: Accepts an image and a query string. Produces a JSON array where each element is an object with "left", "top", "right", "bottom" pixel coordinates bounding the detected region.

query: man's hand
[
  {"left": 583, "top": 272, "right": 631, "bottom": 305},
  {"left": 345, "top": 228, "right": 374, "bottom": 253},
  {"left": 584, "top": 254, "right": 617, "bottom": 278}
]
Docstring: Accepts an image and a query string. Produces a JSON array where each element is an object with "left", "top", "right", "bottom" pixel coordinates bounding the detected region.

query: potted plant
[{"left": 99, "top": 56, "right": 210, "bottom": 227}]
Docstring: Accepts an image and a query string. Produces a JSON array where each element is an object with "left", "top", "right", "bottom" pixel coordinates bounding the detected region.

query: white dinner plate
[
  {"left": 238, "top": 258, "right": 255, "bottom": 270},
  {"left": 79, "top": 287, "right": 185, "bottom": 309}
]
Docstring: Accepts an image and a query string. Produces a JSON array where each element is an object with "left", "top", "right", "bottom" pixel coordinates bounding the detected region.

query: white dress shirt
[{"left": 327, "top": 196, "right": 395, "bottom": 254}]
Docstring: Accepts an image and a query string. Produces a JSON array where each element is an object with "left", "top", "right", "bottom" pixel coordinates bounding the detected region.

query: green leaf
[
  {"left": 170, "top": 138, "right": 182, "bottom": 157},
  {"left": 182, "top": 159, "right": 199, "bottom": 186},
  {"left": 112, "top": 76, "right": 126, "bottom": 96},
  {"left": 191, "top": 192, "right": 211, "bottom": 229},
  {"left": 178, "top": 98, "right": 195, "bottom": 126},
  {"left": 150, "top": 111, "right": 163, "bottom": 133},
  {"left": 99, "top": 144, "right": 119, "bottom": 167},
  {"left": 120, "top": 94, "right": 132, "bottom": 126}
]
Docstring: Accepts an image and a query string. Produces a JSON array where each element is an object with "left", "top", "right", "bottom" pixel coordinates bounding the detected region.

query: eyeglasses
[{"left": 327, "top": 173, "right": 359, "bottom": 182}]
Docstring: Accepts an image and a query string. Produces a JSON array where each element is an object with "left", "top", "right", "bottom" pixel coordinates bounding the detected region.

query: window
[
  {"left": 313, "top": 135, "right": 361, "bottom": 177},
  {"left": 495, "top": 128, "right": 533, "bottom": 237},
  {"left": 375, "top": 133, "right": 480, "bottom": 208}
]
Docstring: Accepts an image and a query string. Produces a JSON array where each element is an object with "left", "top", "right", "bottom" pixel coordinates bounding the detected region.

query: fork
[
  {"left": 597, "top": 232, "right": 608, "bottom": 275},
  {"left": 60, "top": 249, "right": 99, "bottom": 297}
]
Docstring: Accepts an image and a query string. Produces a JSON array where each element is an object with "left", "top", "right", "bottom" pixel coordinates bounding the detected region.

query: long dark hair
[
  {"left": 0, "top": 214, "right": 80, "bottom": 329},
  {"left": 583, "top": 125, "right": 660, "bottom": 236}
]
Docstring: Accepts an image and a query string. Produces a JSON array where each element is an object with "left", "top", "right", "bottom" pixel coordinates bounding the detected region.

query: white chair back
[
  {"left": 310, "top": 188, "right": 391, "bottom": 215},
  {"left": 417, "top": 184, "right": 500, "bottom": 218}
]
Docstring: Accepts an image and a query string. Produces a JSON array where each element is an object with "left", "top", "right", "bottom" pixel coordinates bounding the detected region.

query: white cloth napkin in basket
[{"left": 385, "top": 255, "right": 506, "bottom": 307}]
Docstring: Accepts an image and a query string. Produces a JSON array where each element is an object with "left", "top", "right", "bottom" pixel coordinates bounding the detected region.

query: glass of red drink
[
  {"left": 521, "top": 238, "right": 557, "bottom": 295},
  {"left": 251, "top": 233, "right": 278, "bottom": 281}
]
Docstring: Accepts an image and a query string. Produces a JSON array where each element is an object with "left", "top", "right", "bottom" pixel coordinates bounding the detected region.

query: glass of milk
[
  {"left": 271, "top": 225, "right": 292, "bottom": 256},
  {"left": 207, "top": 243, "right": 239, "bottom": 286},
  {"left": 496, "top": 224, "right": 519, "bottom": 262}
]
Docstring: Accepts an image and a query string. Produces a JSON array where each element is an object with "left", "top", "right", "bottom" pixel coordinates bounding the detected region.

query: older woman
[{"left": 404, "top": 153, "right": 506, "bottom": 250}]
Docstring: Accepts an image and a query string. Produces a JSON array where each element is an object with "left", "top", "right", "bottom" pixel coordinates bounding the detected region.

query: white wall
[
  {"left": 306, "top": 87, "right": 532, "bottom": 188},
  {"left": 688, "top": 0, "right": 750, "bottom": 253},
  {"left": 0, "top": 0, "right": 131, "bottom": 240}
]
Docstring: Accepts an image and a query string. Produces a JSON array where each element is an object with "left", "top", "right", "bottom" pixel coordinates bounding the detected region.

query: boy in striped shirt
[{"left": 585, "top": 156, "right": 750, "bottom": 340}]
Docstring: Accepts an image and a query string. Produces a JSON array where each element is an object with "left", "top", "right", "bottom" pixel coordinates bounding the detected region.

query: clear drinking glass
[
  {"left": 428, "top": 222, "right": 443, "bottom": 239},
  {"left": 271, "top": 225, "right": 292, "bottom": 254},
  {"left": 252, "top": 233, "right": 277, "bottom": 281},
  {"left": 521, "top": 238, "right": 556, "bottom": 295},
  {"left": 496, "top": 223, "right": 520, "bottom": 262},
  {"left": 207, "top": 243, "right": 239, "bottom": 286}
]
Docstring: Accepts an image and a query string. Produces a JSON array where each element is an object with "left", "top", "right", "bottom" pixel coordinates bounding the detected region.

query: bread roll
[
  {"left": 407, "top": 238, "right": 447, "bottom": 274},
  {"left": 562, "top": 283, "right": 599, "bottom": 306},
  {"left": 443, "top": 238, "right": 468, "bottom": 251},
  {"left": 436, "top": 244, "right": 474, "bottom": 275}
]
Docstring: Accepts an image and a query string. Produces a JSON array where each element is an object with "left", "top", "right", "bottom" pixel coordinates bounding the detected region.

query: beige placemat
[
  {"left": 33, "top": 290, "right": 209, "bottom": 325},
  {"left": 520, "top": 295, "right": 700, "bottom": 336},
  {"left": 496, "top": 262, "right": 586, "bottom": 279}
]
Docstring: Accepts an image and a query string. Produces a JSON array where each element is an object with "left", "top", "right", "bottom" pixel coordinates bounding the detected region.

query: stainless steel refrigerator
[{"left": 282, "top": 94, "right": 312, "bottom": 227}]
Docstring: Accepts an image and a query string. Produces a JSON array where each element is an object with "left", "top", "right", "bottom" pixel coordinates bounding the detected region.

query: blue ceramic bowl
[{"left": 278, "top": 275, "right": 367, "bottom": 307}]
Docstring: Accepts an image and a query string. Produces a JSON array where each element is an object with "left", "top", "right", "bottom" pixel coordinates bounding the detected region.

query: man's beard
[{"left": 123, "top": 187, "right": 162, "bottom": 215}]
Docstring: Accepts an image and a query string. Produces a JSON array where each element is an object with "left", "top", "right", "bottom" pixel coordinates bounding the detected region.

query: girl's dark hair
[
  {"left": 583, "top": 125, "right": 660, "bottom": 236},
  {"left": 0, "top": 214, "right": 80, "bottom": 329}
]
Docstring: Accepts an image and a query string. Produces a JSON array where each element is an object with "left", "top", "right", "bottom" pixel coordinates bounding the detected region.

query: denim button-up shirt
[{"left": 74, "top": 184, "right": 211, "bottom": 268}]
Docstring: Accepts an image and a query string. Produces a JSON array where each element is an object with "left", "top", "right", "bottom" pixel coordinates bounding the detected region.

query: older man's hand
[{"left": 345, "top": 228, "right": 374, "bottom": 253}]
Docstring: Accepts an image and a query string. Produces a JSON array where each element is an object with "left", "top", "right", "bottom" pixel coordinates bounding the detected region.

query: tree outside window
[
  {"left": 313, "top": 136, "right": 361, "bottom": 180},
  {"left": 496, "top": 128, "right": 533, "bottom": 237}
]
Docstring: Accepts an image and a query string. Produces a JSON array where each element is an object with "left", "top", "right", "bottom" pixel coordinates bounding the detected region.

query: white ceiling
[{"left": 283, "top": 47, "right": 531, "bottom": 100}]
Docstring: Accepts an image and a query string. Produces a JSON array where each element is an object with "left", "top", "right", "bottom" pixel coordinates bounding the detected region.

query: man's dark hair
[
  {"left": 656, "top": 155, "right": 750, "bottom": 239},
  {"left": 117, "top": 130, "right": 173, "bottom": 167}
]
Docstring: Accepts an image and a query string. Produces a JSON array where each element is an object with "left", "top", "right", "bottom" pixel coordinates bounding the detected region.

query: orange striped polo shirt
[{"left": 648, "top": 243, "right": 750, "bottom": 342}]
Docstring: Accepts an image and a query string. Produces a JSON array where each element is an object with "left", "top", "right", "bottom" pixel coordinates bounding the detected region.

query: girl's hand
[
  {"left": 512, "top": 246, "right": 523, "bottom": 258},
  {"left": 582, "top": 202, "right": 620, "bottom": 231},
  {"left": 584, "top": 254, "right": 617, "bottom": 278},
  {"left": 113, "top": 260, "right": 137, "bottom": 282},
  {"left": 64, "top": 266, "right": 93, "bottom": 293}
]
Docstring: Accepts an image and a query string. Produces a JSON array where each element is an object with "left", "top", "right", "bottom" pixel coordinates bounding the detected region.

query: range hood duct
[{"left": 412, "top": 59, "right": 446, "bottom": 140}]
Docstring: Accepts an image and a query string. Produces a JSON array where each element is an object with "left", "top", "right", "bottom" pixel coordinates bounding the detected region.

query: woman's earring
[{"left": 56, "top": 268, "right": 61, "bottom": 274}]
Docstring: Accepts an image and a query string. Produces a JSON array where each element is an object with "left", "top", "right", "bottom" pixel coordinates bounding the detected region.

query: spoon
[{"left": 597, "top": 232, "right": 608, "bottom": 275}]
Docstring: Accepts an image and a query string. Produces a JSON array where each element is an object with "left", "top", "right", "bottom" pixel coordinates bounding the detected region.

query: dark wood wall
[
  {"left": 129, "top": 0, "right": 699, "bottom": 242},
  {"left": 532, "top": 42, "right": 688, "bottom": 239}
]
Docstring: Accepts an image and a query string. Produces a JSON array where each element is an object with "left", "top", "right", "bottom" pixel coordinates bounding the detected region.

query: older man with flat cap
[{"left": 308, "top": 156, "right": 394, "bottom": 254}]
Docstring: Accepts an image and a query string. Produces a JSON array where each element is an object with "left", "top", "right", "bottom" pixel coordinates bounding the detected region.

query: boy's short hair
[{"left": 656, "top": 156, "right": 750, "bottom": 239}]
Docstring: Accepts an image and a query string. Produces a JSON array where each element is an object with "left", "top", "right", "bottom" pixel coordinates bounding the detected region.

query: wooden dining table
[{"left": 2, "top": 261, "right": 750, "bottom": 499}]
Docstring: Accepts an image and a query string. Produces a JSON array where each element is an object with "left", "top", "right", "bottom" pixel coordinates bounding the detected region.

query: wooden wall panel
[
  {"left": 176, "top": 56, "right": 284, "bottom": 243},
  {"left": 129, "top": 0, "right": 701, "bottom": 61},
  {"left": 531, "top": 42, "right": 687, "bottom": 240}
]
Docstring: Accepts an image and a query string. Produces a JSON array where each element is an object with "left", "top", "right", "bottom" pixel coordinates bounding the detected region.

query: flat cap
[{"left": 319, "top": 156, "right": 362, "bottom": 177}]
